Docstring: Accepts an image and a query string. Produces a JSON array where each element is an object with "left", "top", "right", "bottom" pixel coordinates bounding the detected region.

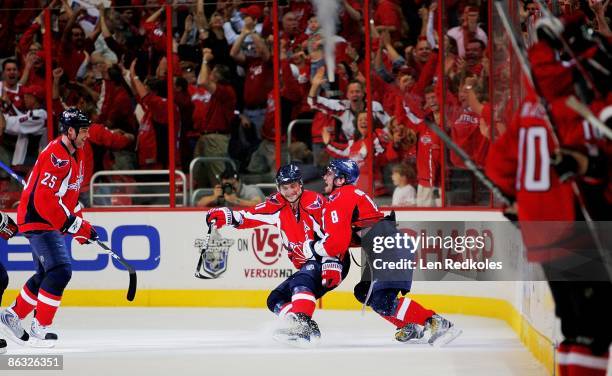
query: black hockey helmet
[
  {"left": 276, "top": 163, "right": 303, "bottom": 186},
  {"left": 59, "top": 108, "right": 91, "bottom": 134}
]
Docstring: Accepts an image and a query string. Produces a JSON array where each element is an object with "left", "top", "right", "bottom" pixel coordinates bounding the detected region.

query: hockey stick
[
  {"left": 565, "top": 96, "right": 612, "bottom": 140},
  {"left": 0, "top": 160, "right": 26, "bottom": 187},
  {"left": 96, "top": 240, "right": 137, "bottom": 301},
  {"left": 194, "top": 220, "right": 215, "bottom": 279},
  {"left": 423, "top": 118, "right": 514, "bottom": 207},
  {"left": 495, "top": 1, "right": 612, "bottom": 280}
]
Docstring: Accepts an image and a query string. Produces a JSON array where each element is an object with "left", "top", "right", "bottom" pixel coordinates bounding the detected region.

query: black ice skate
[
  {"left": 395, "top": 323, "right": 426, "bottom": 343},
  {"left": 28, "top": 318, "right": 58, "bottom": 348},
  {"left": 0, "top": 338, "right": 6, "bottom": 354},
  {"left": 0, "top": 308, "right": 29, "bottom": 345},
  {"left": 273, "top": 313, "right": 321, "bottom": 348},
  {"left": 425, "top": 314, "right": 462, "bottom": 347}
]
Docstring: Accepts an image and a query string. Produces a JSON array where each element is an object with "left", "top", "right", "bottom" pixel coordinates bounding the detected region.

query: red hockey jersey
[
  {"left": 17, "top": 137, "right": 85, "bottom": 233},
  {"left": 312, "top": 185, "right": 384, "bottom": 258},
  {"left": 485, "top": 94, "right": 608, "bottom": 261},
  {"left": 237, "top": 190, "right": 327, "bottom": 262}
]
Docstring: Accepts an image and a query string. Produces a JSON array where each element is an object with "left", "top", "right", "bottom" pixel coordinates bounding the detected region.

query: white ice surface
[{"left": 1, "top": 308, "right": 548, "bottom": 376}]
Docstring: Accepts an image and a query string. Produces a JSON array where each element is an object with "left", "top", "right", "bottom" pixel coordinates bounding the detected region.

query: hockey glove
[
  {"left": 551, "top": 149, "right": 587, "bottom": 182},
  {"left": 287, "top": 243, "right": 313, "bottom": 269},
  {"left": 321, "top": 257, "right": 343, "bottom": 288},
  {"left": 0, "top": 212, "right": 18, "bottom": 240},
  {"left": 206, "top": 207, "right": 241, "bottom": 229},
  {"left": 63, "top": 215, "right": 99, "bottom": 245}
]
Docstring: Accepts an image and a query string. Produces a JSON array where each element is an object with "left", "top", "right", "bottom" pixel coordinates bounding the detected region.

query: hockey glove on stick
[
  {"left": 551, "top": 149, "right": 588, "bottom": 182},
  {"left": 321, "top": 257, "right": 343, "bottom": 288},
  {"left": 0, "top": 212, "right": 18, "bottom": 240},
  {"left": 63, "top": 215, "right": 99, "bottom": 245},
  {"left": 206, "top": 207, "right": 241, "bottom": 229}
]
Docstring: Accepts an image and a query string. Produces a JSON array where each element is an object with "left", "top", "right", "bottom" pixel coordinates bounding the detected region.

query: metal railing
[
  {"left": 90, "top": 170, "right": 187, "bottom": 207},
  {"left": 286, "top": 119, "right": 313, "bottom": 163},
  {"left": 188, "top": 157, "right": 238, "bottom": 205},
  {"left": 191, "top": 188, "right": 214, "bottom": 206}
]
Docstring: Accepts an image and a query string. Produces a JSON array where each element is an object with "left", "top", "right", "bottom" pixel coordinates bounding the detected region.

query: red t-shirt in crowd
[
  {"left": 243, "top": 57, "right": 273, "bottom": 109},
  {"left": 450, "top": 107, "right": 489, "bottom": 167},
  {"left": 201, "top": 83, "right": 236, "bottom": 133}
]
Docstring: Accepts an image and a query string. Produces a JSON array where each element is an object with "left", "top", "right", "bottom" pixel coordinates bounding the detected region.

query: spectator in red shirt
[
  {"left": 18, "top": 43, "right": 45, "bottom": 89},
  {"left": 448, "top": 76, "right": 489, "bottom": 169},
  {"left": 281, "top": 11, "right": 308, "bottom": 52},
  {"left": 59, "top": 9, "right": 97, "bottom": 81},
  {"left": 230, "top": 11, "right": 272, "bottom": 143},
  {"left": 287, "top": 0, "right": 314, "bottom": 32},
  {"left": 193, "top": 48, "right": 236, "bottom": 187},
  {"left": 414, "top": 86, "right": 443, "bottom": 207},
  {"left": 464, "top": 39, "right": 487, "bottom": 78},
  {"left": 339, "top": 0, "right": 363, "bottom": 51},
  {"left": 97, "top": 65, "right": 139, "bottom": 134},
  {"left": 374, "top": 0, "right": 408, "bottom": 43},
  {"left": 127, "top": 59, "right": 178, "bottom": 170}
]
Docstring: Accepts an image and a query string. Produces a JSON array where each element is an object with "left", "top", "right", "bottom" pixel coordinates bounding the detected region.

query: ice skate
[
  {"left": 395, "top": 323, "right": 427, "bottom": 343},
  {"left": 425, "top": 314, "right": 462, "bottom": 347},
  {"left": 0, "top": 308, "right": 29, "bottom": 345},
  {"left": 273, "top": 312, "right": 321, "bottom": 348},
  {"left": 28, "top": 318, "right": 57, "bottom": 348},
  {"left": 0, "top": 338, "right": 6, "bottom": 354}
]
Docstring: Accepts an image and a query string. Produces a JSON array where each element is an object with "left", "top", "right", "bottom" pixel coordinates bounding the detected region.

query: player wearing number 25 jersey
[
  {"left": 18, "top": 138, "right": 84, "bottom": 233},
  {"left": 1, "top": 109, "right": 99, "bottom": 349}
]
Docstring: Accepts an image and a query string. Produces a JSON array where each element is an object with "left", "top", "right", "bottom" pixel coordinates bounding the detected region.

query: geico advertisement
[{"left": 1, "top": 211, "right": 297, "bottom": 290}]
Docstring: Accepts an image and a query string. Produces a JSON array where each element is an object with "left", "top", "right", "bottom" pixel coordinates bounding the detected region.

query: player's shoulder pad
[
  {"left": 253, "top": 192, "right": 286, "bottom": 214},
  {"left": 41, "top": 140, "right": 71, "bottom": 169},
  {"left": 301, "top": 190, "right": 326, "bottom": 210}
]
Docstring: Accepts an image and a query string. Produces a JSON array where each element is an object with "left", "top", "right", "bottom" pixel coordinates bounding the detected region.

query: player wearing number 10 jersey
[
  {"left": 486, "top": 34, "right": 611, "bottom": 376},
  {"left": 1, "top": 109, "right": 99, "bottom": 349}
]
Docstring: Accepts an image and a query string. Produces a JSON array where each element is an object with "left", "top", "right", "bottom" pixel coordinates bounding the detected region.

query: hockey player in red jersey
[
  {"left": 296, "top": 159, "right": 461, "bottom": 346},
  {"left": 0, "top": 211, "right": 19, "bottom": 353},
  {"left": 0, "top": 108, "right": 99, "bottom": 348},
  {"left": 205, "top": 163, "right": 350, "bottom": 346},
  {"left": 486, "top": 12, "right": 611, "bottom": 376}
]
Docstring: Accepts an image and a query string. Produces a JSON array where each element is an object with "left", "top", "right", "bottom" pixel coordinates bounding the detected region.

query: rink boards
[{"left": 0, "top": 210, "right": 556, "bottom": 373}]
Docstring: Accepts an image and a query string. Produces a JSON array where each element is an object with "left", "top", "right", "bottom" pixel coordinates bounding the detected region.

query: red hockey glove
[
  {"left": 75, "top": 220, "right": 99, "bottom": 245},
  {"left": 321, "top": 257, "right": 343, "bottom": 288},
  {"left": 0, "top": 212, "right": 18, "bottom": 240},
  {"left": 205, "top": 207, "right": 241, "bottom": 229},
  {"left": 63, "top": 215, "right": 99, "bottom": 245},
  {"left": 287, "top": 243, "right": 313, "bottom": 269}
]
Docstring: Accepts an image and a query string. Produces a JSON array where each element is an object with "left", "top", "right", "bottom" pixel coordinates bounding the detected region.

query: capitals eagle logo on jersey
[
  {"left": 306, "top": 196, "right": 323, "bottom": 210},
  {"left": 51, "top": 153, "right": 69, "bottom": 168}
]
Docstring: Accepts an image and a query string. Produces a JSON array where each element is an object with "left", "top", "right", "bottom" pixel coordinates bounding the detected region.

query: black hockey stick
[
  {"left": 96, "top": 240, "right": 137, "bottom": 301},
  {"left": 194, "top": 220, "right": 215, "bottom": 279},
  {"left": 423, "top": 118, "right": 514, "bottom": 207}
]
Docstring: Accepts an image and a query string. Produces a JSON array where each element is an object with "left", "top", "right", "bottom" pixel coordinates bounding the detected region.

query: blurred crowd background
[{"left": 0, "top": 0, "right": 609, "bottom": 209}]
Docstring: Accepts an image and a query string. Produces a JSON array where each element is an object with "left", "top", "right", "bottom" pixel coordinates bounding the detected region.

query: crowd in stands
[{"left": 0, "top": 0, "right": 609, "bottom": 209}]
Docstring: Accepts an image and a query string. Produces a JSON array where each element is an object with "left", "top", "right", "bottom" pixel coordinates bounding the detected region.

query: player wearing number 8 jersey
[
  {"left": 297, "top": 159, "right": 460, "bottom": 346},
  {"left": 1, "top": 109, "right": 99, "bottom": 349}
]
